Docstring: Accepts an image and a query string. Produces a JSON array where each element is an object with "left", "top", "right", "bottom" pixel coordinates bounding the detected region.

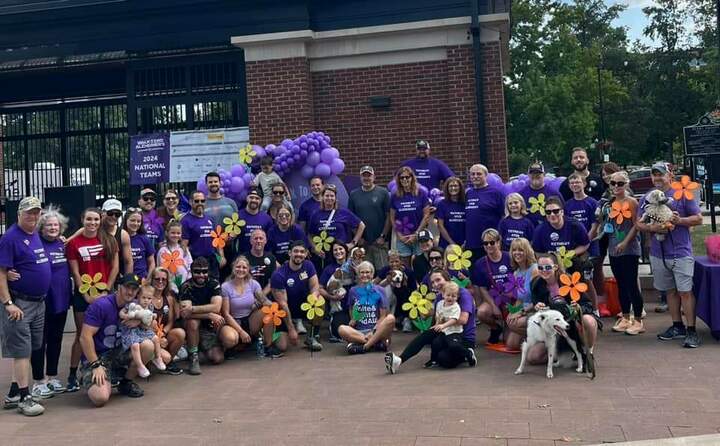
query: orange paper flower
[
  {"left": 211, "top": 225, "right": 228, "bottom": 249},
  {"left": 671, "top": 175, "right": 699, "bottom": 201},
  {"left": 155, "top": 321, "right": 165, "bottom": 339},
  {"left": 261, "top": 302, "right": 286, "bottom": 326},
  {"left": 559, "top": 272, "right": 588, "bottom": 302},
  {"left": 160, "top": 250, "right": 184, "bottom": 274},
  {"left": 609, "top": 201, "right": 632, "bottom": 225}
]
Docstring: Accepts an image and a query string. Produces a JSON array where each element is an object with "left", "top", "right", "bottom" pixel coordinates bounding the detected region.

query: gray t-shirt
[
  {"left": 606, "top": 199, "right": 641, "bottom": 257},
  {"left": 205, "top": 196, "right": 239, "bottom": 227},
  {"left": 348, "top": 186, "right": 390, "bottom": 242}
]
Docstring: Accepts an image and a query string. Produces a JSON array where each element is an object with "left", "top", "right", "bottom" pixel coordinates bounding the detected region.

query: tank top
[{"left": 152, "top": 294, "right": 171, "bottom": 327}]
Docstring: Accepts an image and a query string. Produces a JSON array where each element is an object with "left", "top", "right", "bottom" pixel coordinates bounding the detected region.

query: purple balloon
[
  {"left": 281, "top": 139, "right": 293, "bottom": 147},
  {"left": 254, "top": 147, "right": 266, "bottom": 159},
  {"left": 307, "top": 151, "right": 321, "bottom": 167},
  {"left": 293, "top": 154, "right": 301, "bottom": 162},
  {"left": 230, "top": 177, "right": 245, "bottom": 193},
  {"left": 219, "top": 187, "right": 226, "bottom": 195},
  {"left": 487, "top": 173, "right": 502, "bottom": 188},
  {"left": 299, "top": 135, "right": 307, "bottom": 143},
  {"left": 236, "top": 190, "right": 247, "bottom": 202},
  {"left": 320, "top": 148, "right": 336, "bottom": 164},
  {"left": 242, "top": 173, "right": 254, "bottom": 185},
  {"left": 330, "top": 158, "right": 345, "bottom": 175},
  {"left": 291, "top": 145, "right": 300, "bottom": 154},
  {"left": 281, "top": 161, "right": 288, "bottom": 170},
  {"left": 230, "top": 164, "right": 245, "bottom": 177},
  {"left": 275, "top": 146, "right": 286, "bottom": 156},
  {"left": 300, "top": 149, "right": 308, "bottom": 158},
  {"left": 223, "top": 179, "right": 231, "bottom": 188},
  {"left": 387, "top": 180, "right": 397, "bottom": 194},
  {"left": 301, "top": 164, "right": 315, "bottom": 179},
  {"left": 328, "top": 147, "right": 340, "bottom": 159},
  {"left": 196, "top": 180, "right": 209, "bottom": 195},
  {"left": 300, "top": 142, "right": 308, "bottom": 150},
  {"left": 315, "top": 163, "right": 331, "bottom": 179}
]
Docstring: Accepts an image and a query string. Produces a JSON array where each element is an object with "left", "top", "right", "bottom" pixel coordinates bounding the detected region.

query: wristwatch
[{"left": 3, "top": 299, "right": 13, "bottom": 307}]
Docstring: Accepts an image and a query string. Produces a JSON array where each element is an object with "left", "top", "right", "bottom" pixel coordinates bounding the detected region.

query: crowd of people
[{"left": 0, "top": 140, "right": 704, "bottom": 415}]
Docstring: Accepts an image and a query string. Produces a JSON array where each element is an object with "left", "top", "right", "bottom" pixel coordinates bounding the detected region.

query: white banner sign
[{"left": 169, "top": 127, "right": 249, "bottom": 183}]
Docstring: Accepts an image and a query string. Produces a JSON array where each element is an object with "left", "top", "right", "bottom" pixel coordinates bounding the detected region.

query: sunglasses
[
  {"left": 192, "top": 269, "right": 209, "bottom": 275},
  {"left": 272, "top": 190, "right": 285, "bottom": 195},
  {"left": 482, "top": 240, "right": 497, "bottom": 246},
  {"left": 152, "top": 277, "right": 168, "bottom": 282},
  {"left": 399, "top": 176, "right": 411, "bottom": 180},
  {"left": 610, "top": 181, "right": 626, "bottom": 187},
  {"left": 429, "top": 256, "right": 443, "bottom": 261},
  {"left": 537, "top": 264, "right": 555, "bottom": 272},
  {"left": 278, "top": 213, "right": 291, "bottom": 218},
  {"left": 127, "top": 207, "right": 142, "bottom": 213},
  {"left": 193, "top": 199, "right": 206, "bottom": 204},
  {"left": 107, "top": 211, "right": 122, "bottom": 218},
  {"left": 164, "top": 196, "right": 178, "bottom": 201},
  {"left": 545, "top": 208, "right": 562, "bottom": 215},
  {"left": 141, "top": 195, "right": 156, "bottom": 202}
]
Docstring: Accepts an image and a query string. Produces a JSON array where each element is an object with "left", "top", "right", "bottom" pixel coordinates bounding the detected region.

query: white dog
[
  {"left": 514, "top": 309, "right": 583, "bottom": 379},
  {"left": 383, "top": 269, "right": 407, "bottom": 315}
]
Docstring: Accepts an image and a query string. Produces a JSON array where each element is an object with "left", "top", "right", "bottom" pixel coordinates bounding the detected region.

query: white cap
[{"left": 102, "top": 199, "right": 122, "bottom": 212}]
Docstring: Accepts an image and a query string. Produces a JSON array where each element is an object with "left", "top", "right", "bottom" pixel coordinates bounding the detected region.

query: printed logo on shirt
[
  {"left": 286, "top": 278, "right": 295, "bottom": 287},
  {"left": 263, "top": 257, "right": 271, "bottom": 266},
  {"left": 498, "top": 265, "right": 508, "bottom": 274},
  {"left": 78, "top": 244, "right": 104, "bottom": 262},
  {"left": 550, "top": 232, "right": 559, "bottom": 242},
  {"left": 103, "top": 324, "right": 119, "bottom": 349},
  {"left": 299, "top": 271, "right": 308, "bottom": 280},
  {"left": 33, "top": 248, "right": 49, "bottom": 265},
  {"left": 49, "top": 250, "right": 67, "bottom": 264},
  {"left": 23, "top": 239, "right": 30, "bottom": 246}
]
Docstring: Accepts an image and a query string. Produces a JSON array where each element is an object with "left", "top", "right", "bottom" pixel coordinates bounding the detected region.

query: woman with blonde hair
[
  {"left": 498, "top": 193, "right": 535, "bottom": 251},
  {"left": 504, "top": 238, "right": 538, "bottom": 352},
  {"left": 390, "top": 166, "right": 432, "bottom": 266},
  {"left": 147, "top": 267, "right": 186, "bottom": 375}
]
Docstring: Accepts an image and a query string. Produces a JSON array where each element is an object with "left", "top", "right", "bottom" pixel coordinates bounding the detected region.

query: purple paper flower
[
  {"left": 143, "top": 209, "right": 165, "bottom": 233},
  {"left": 503, "top": 274, "right": 526, "bottom": 300},
  {"left": 394, "top": 216, "right": 415, "bottom": 235},
  {"left": 489, "top": 281, "right": 511, "bottom": 307}
]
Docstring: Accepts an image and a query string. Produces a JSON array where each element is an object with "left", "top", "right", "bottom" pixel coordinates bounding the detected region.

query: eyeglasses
[
  {"left": 272, "top": 190, "right": 285, "bottom": 195},
  {"left": 545, "top": 208, "right": 562, "bottom": 215},
  {"left": 610, "top": 181, "right": 626, "bottom": 187},
  {"left": 429, "top": 256, "right": 443, "bottom": 261},
  {"left": 537, "top": 264, "right": 555, "bottom": 272},
  {"left": 141, "top": 195, "right": 156, "bottom": 202},
  {"left": 152, "top": 277, "right": 168, "bottom": 282},
  {"left": 482, "top": 240, "right": 497, "bottom": 246},
  {"left": 192, "top": 269, "right": 209, "bottom": 275},
  {"left": 278, "top": 213, "right": 291, "bottom": 218},
  {"left": 107, "top": 211, "right": 122, "bottom": 218},
  {"left": 193, "top": 199, "right": 206, "bottom": 204},
  {"left": 164, "top": 196, "right": 178, "bottom": 201}
]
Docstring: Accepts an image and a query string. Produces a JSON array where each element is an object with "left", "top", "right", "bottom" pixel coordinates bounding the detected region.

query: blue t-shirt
[
  {"left": 83, "top": 293, "right": 121, "bottom": 355},
  {"left": 498, "top": 216, "right": 535, "bottom": 250},
  {"left": 464, "top": 186, "right": 505, "bottom": 248},
  {"left": 391, "top": 190, "right": 430, "bottom": 236},
  {"left": 267, "top": 224, "right": 307, "bottom": 264},
  {"left": 297, "top": 198, "right": 321, "bottom": 226},
  {"left": 236, "top": 209, "right": 273, "bottom": 254},
  {"left": 181, "top": 213, "right": 215, "bottom": 258},
  {"left": 532, "top": 220, "right": 590, "bottom": 254},
  {"left": 308, "top": 209, "right": 362, "bottom": 244},
  {"left": 400, "top": 157, "right": 454, "bottom": 190},
  {"left": 564, "top": 197, "right": 599, "bottom": 257},
  {"left": 270, "top": 260, "right": 317, "bottom": 317},
  {"left": 347, "top": 284, "right": 388, "bottom": 331},
  {"left": 129, "top": 233, "right": 155, "bottom": 278},
  {"left": 436, "top": 198, "right": 466, "bottom": 247},
  {"left": 42, "top": 238, "right": 73, "bottom": 314},
  {"left": 0, "top": 224, "right": 52, "bottom": 297}
]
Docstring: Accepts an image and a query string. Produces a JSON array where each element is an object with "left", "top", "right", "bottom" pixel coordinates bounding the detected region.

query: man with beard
[
  {"left": 519, "top": 161, "right": 562, "bottom": 227},
  {"left": 269, "top": 241, "right": 322, "bottom": 353},
  {"left": 138, "top": 188, "right": 163, "bottom": 249},
  {"left": 559, "top": 147, "right": 605, "bottom": 201},
  {"left": 401, "top": 140, "right": 454, "bottom": 191},
  {"left": 464, "top": 164, "right": 505, "bottom": 263},
  {"left": 204, "top": 171, "right": 238, "bottom": 227},
  {"left": 298, "top": 177, "right": 323, "bottom": 231},
  {"left": 348, "top": 165, "right": 391, "bottom": 270},
  {"left": 181, "top": 191, "right": 221, "bottom": 279},
  {"left": 246, "top": 229, "right": 278, "bottom": 298},
  {"left": 233, "top": 187, "right": 273, "bottom": 256}
]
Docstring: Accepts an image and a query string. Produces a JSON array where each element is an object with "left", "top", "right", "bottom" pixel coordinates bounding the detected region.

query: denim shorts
[{"left": 396, "top": 238, "right": 421, "bottom": 257}]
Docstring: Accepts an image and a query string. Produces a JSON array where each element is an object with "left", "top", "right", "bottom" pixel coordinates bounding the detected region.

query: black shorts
[
  {"left": 72, "top": 291, "right": 90, "bottom": 313},
  {"left": 235, "top": 316, "right": 251, "bottom": 333}
]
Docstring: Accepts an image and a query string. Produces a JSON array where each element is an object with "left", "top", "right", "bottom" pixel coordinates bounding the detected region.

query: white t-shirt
[{"left": 435, "top": 301, "right": 463, "bottom": 335}]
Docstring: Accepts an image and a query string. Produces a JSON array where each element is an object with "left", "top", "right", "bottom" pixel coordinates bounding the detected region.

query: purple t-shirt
[
  {"left": 308, "top": 208, "right": 362, "bottom": 244},
  {"left": 640, "top": 188, "right": 701, "bottom": 259},
  {"left": 564, "top": 197, "right": 599, "bottom": 257},
  {"left": 519, "top": 184, "right": 563, "bottom": 227},
  {"left": 142, "top": 210, "right": 165, "bottom": 249},
  {"left": 436, "top": 198, "right": 466, "bottom": 247},
  {"left": 498, "top": 216, "right": 535, "bottom": 250},
  {"left": 532, "top": 220, "right": 590, "bottom": 254},
  {"left": 270, "top": 260, "right": 317, "bottom": 317},
  {"left": 130, "top": 233, "right": 155, "bottom": 278},
  {"left": 0, "top": 224, "right": 52, "bottom": 297},
  {"left": 434, "top": 287, "right": 476, "bottom": 343},
  {"left": 464, "top": 186, "right": 505, "bottom": 248},
  {"left": 83, "top": 293, "right": 121, "bottom": 355},
  {"left": 236, "top": 209, "right": 273, "bottom": 254},
  {"left": 347, "top": 284, "right": 388, "bottom": 331},
  {"left": 400, "top": 157, "right": 454, "bottom": 190},
  {"left": 471, "top": 252, "right": 513, "bottom": 289},
  {"left": 181, "top": 213, "right": 215, "bottom": 258},
  {"left": 222, "top": 279, "right": 261, "bottom": 319},
  {"left": 42, "top": 238, "right": 72, "bottom": 314},
  {"left": 391, "top": 190, "right": 430, "bottom": 235},
  {"left": 298, "top": 197, "right": 321, "bottom": 225},
  {"left": 267, "top": 224, "right": 307, "bottom": 264}
]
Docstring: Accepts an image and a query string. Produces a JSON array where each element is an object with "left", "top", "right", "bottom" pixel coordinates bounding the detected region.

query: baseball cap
[
  {"left": 102, "top": 199, "right": 122, "bottom": 212},
  {"left": 416, "top": 140, "right": 430, "bottom": 149},
  {"left": 247, "top": 186, "right": 262, "bottom": 198},
  {"left": 18, "top": 196, "right": 42, "bottom": 212},
  {"left": 140, "top": 187, "right": 156, "bottom": 197},
  {"left": 651, "top": 162, "right": 671, "bottom": 175},
  {"left": 417, "top": 229, "right": 433, "bottom": 242},
  {"left": 360, "top": 165, "right": 374, "bottom": 175},
  {"left": 528, "top": 162, "right": 545, "bottom": 174},
  {"left": 118, "top": 274, "right": 140, "bottom": 288}
]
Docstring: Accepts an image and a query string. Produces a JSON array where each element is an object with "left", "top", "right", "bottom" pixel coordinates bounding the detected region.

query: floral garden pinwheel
[
  {"left": 261, "top": 302, "right": 286, "bottom": 326},
  {"left": 403, "top": 284, "right": 435, "bottom": 331},
  {"left": 503, "top": 273, "right": 526, "bottom": 299},
  {"left": 489, "top": 280, "right": 511, "bottom": 307},
  {"left": 670, "top": 175, "right": 699, "bottom": 201},
  {"left": 238, "top": 144, "right": 257, "bottom": 165},
  {"left": 79, "top": 272, "right": 108, "bottom": 298},
  {"left": 559, "top": 272, "right": 588, "bottom": 302},
  {"left": 300, "top": 294, "right": 325, "bottom": 322},
  {"left": 447, "top": 245, "right": 472, "bottom": 270},
  {"left": 609, "top": 201, "right": 632, "bottom": 225},
  {"left": 143, "top": 209, "right": 164, "bottom": 234},
  {"left": 394, "top": 216, "right": 415, "bottom": 235},
  {"left": 223, "top": 212, "right": 246, "bottom": 236},
  {"left": 528, "top": 193, "right": 546, "bottom": 216},
  {"left": 312, "top": 230, "right": 334, "bottom": 252},
  {"left": 211, "top": 225, "right": 228, "bottom": 249},
  {"left": 556, "top": 246, "right": 575, "bottom": 269},
  {"left": 160, "top": 250, "right": 184, "bottom": 275}
]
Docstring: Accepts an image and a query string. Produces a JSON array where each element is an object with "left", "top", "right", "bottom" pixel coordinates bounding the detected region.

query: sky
[{"left": 608, "top": 0, "right": 657, "bottom": 46}]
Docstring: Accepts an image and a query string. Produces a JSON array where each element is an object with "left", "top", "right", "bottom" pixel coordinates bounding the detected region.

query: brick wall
[{"left": 246, "top": 42, "right": 508, "bottom": 184}]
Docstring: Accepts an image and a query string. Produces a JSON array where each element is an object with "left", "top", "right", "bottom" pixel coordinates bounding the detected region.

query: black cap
[
  {"left": 118, "top": 274, "right": 141, "bottom": 288},
  {"left": 247, "top": 186, "right": 262, "bottom": 198},
  {"left": 289, "top": 240, "right": 306, "bottom": 250},
  {"left": 527, "top": 162, "right": 545, "bottom": 174},
  {"left": 417, "top": 229, "right": 433, "bottom": 242},
  {"left": 416, "top": 140, "right": 429, "bottom": 149}
]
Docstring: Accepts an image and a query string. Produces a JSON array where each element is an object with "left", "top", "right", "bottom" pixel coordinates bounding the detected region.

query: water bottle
[{"left": 255, "top": 334, "right": 265, "bottom": 359}]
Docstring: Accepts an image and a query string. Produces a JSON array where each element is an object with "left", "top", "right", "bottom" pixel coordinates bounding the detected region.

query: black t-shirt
[
  {"left": 559, "top": 172, "right": 605, "bottom": 201},
  {"left": 412, "top": 254, "right": 432, "bottom": 285},
  {"left": 248, "top": 252, "right": 277, "bottom": 289},
  {"left": 178, "top": 279, "right": 221, "bottom": 306}
]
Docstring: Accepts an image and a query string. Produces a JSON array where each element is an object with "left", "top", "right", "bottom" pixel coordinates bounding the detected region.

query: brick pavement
[{"left": 1, "top": 302, "right": 719, "bottom": 445}]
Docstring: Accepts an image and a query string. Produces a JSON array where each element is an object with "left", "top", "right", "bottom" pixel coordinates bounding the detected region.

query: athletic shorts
[
  {"left": 0, "top": 298, "right": 44, "bottom": 359},
  {"left": 649, "top": 256, "right": 694, "bottom": 293}
]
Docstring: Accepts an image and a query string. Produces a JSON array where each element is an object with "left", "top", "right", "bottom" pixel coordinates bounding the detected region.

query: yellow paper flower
[
  {"left": 447, "top": 245, "right": 472, "bottom": 270},
  {"left": 300, "top": 294, "right": 326, "bottom": 321},
  {"left": 238, "top": 144, "right": 256, "bottom": 165},
  {"left": 223, "top": 212, "right": 246, "bottom": 236},
  {"left": 402, "top": 284, "right": 436, "bottom": 319},
  {"left": 312, "top": 230, "right": 335, "bottom": 252},
  {"left": 556, "top": 246, "right": 575, "bottom": 269},
  {"left": 528, "top": 193, "right": 546, "bottom": 216},
  {"left": 78, "top": 272, "right": 108, "bottom": 298}
]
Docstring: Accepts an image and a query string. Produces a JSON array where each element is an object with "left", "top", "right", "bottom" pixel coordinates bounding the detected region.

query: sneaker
[
  {"left": 187, "top": 353, "right": 202, "bottom": 375},
  {"left": 137, "top": 365, "right": 150, "bottom": 379},
  {"left": 402, "top": 318, "right": 413, "bottom": 333},
  {"left": 423, "top": 360, "right": 438, "bottom": 369},
  {"left": 174, "top": 346, "right": 188, "bottom": 361},
  {"left": 161, "top": 362, "right": 184, "bottom": 375},
  {"left": 384, "top": 352, "right": 401, "bottom": 374},
  {"left": 3, "top": 394, "right": 20, "bottom": 410},
  {"left": 264, "top": 346, "right": 285, "bottom": 358},
  {"left": 346, "top": 343, "right": 366, "bottom": 355},
  {"left": 625, "top": 319, "right": 645, "bottom": 336},
  {"left": 612, "top": 317, "right": 633, "bottom": 333},
  {"left": 328, "top": 334, "right": 343, "bottom": 343},
  {"left": 294, "top": 319, "right": 307, "bottom": 335},
  {"left": 117, "top": 379, "right": 144, "bottom": 398},
  {"left": 152, "top": 357, "right": 166, "bottom": 371},
  {"left": 655, "top": 303, "right": 668, "bottom": 313},
  {"left": 46, "top": 379, "right": 66, "bottom": 394},
  {"left": 304, "top": 336, "right": 323, "bottom": 352},
  {"left": 467, "top": 347, "right": 477, "bottom": 367},
  {"left": 374, "top": 340, "right": 388, "bottom": 352},
  {"left": 31, "top": 383, "right": 54, "bottom": 400},
  {"left": 657, "top": 325, "right": 687, "bottom": 341},
  {"left": 683, "top": 332, "right": 701, "bottom": 348},
  {"left": 641, "top": 308, "right": 647, "bottom": 318},
  {"left": 65, "top": 377, "right": 79, "bottom": 393},
  {"left": 487, "top": 327, "right": 502, "bottom": 344},
  {"left": 17, "top": 396, "right": 44, "bottom": 416}
]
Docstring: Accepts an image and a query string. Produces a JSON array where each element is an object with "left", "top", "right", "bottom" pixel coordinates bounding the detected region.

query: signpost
[
  {"left": 130, "top": 133, "right": 170, "bottom": 185},
  {"left": 684, "top": 110, "right": 720, "bottom": 232}
]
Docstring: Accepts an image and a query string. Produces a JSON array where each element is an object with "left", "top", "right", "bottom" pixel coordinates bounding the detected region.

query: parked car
[{"left": 628, "top": 168, "right": 653, "bottom": 196}]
